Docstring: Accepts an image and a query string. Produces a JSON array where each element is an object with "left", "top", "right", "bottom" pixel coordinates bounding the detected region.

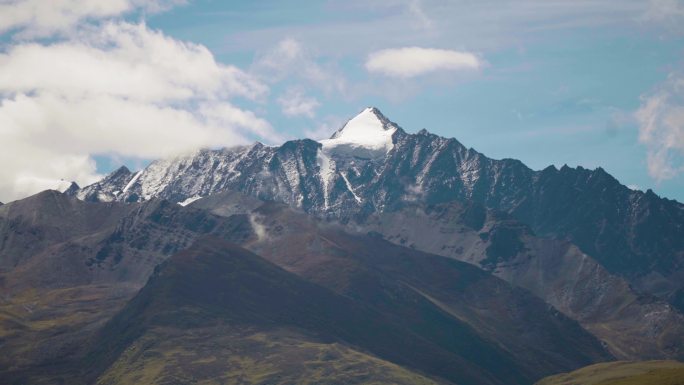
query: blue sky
[
  {"left": 0, "top": 0, "right": 683, "bottom": 202},
  {"left": 145, "top": 0, "right": 684, "bottom": 200}
]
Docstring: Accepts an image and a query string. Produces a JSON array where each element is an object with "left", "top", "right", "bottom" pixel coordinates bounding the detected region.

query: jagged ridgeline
[{"left": 71, "top": 107, "right": 684, "bottom": 314}]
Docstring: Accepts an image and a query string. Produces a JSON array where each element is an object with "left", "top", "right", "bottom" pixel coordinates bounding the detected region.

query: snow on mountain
[
  {"left": 76, "top": 166, "right": 133, "bottom": 202},
  {"left": 67, "top": 106, "right": 684, "bottom": 314},
  {"left": 70, "top": 107, "right": 539, "bottom": 217},
  {"left": 320, "top": 107, "right": 398, "bottom": 159}
]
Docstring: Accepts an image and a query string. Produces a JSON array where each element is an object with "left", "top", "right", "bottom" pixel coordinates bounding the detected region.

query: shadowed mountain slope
[
  {"left": 348, "top": 201, "right": 684, "bottom": 360},
  {"left": 1, "top": 190, "right": 617, "bottom": 385},
  {"left": 219, "top": 200, "right": 614, "bottom": 379},
  {"left": 86, "top": 238, "right": 524, "bottom": 385}
]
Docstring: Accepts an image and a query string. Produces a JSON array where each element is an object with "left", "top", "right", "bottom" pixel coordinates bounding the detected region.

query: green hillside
[{"left": 536, "top": 360, "right": 684, "bottom": 385}]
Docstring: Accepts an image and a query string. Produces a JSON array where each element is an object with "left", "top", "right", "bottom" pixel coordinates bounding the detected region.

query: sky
[{"left": 0, "top": 0, "right": 683, "bottom": 203}]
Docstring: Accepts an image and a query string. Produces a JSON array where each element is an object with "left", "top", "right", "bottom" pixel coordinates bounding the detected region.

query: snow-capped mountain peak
[{"left": 320, "top": 107, "right": 399, "bottom": 158}]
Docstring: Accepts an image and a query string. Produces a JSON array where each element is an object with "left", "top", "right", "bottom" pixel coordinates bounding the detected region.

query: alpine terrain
[{"left": 1, "top": 107, "right": 682, "bottom": 384}]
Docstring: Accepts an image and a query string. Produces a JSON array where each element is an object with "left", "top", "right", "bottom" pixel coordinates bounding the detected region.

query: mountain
[
  {"left": 69, "top": 107, "right": 684, "bottom": 315},
  {"left": 0, "top": 191, "right": 253, "bottom": 384},
  {"left": 5, "top": 106, "right": 683, "bottom": 383},
  {"left": 193, "top": 193, "right": 682, "bottom": 361},
  {"left": 347, "top": 200, "right": 684, "bottom": 360},
  {"left": 84, "top": 238, "right": 511, "bottom": 385},
  {"left": 229, "top": 199, "right": 613, "bottom": 373},
  {"left": 1, "top": 190, "right": 613, "bottom": 385},
  {"left": 85, "top": 236, "right": 609, "bottom": 385}
]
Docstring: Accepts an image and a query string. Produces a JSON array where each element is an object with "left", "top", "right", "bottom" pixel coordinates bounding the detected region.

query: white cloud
[
  {"left": 0, "top": 21, "right": 275, "bottom": 202},
  {"left": 0, "top": 22, "right": 265, "bottom": 102},
  {"left": 635, "top": 72, "right": 684, "bottom": 181},
  {"left": 0, "top": 0, "right": 184, "bottom": 38},
  {"left": 278, "top": 88, "right": 320, "bottom": 118},
  {"left": 365, "top": 47, "right": 481, "bottom": 78}
]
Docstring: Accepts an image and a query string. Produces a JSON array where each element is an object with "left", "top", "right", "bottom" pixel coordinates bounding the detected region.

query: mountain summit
[{"left": 321, "top": 107, "right": 402, "bottom": 158}]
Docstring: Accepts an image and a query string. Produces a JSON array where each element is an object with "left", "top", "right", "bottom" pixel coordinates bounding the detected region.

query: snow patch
[
  {"left": 340, "top": 171, "right": 362, "bottom": 204},
  {"left": 317, "top": 148, "right": 336, "bottom": 210},
  {"left": 178, "top": 195, "right": 202, "bottom": 207},
  {"left": 123, "top": 171, "right": 142, "bottom": 193}
]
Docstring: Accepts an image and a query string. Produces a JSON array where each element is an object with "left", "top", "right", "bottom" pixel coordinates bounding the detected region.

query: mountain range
[{"left": 1, "top": 107, "right": 683, "bottom": 384}]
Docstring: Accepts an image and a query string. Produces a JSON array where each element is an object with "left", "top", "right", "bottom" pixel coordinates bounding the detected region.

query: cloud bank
[{"left": 0, "top": 20, "right": 277, "bottom": 202}]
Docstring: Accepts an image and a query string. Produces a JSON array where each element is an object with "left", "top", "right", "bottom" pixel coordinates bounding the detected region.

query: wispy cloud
[
  {"left": 252, "top": 38, "right": 346, "bottom": 95},
  {"left": 407, "top": 0, "right": 433, "bottom": 30},
  {"left": 636, "top": 72, "right": 684, "bottom": 181},
  {"left": 278, "top": 88, "right": 321, "bottom": 118},
  {"left": 641, "top": 0, "right": 684, "bottom": 33}
]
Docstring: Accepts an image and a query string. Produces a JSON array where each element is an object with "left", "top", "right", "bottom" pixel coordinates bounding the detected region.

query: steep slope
[
  {"left": 349, "top": 201, "right": 684, "bottom": 360},
  {"left": 86, "top": 238, "right": 522, "bottom": 385},
  {"left": 535, "top": 360, "right": 684, "bottom": 385},
  {"left": 198, "top": 197, "right": 613, "bottom": 380},
  {"left": 0, "top": 191, "right": 251, "bottom": 291},
  {"left": 0, "top": 192, "right": 254, "bottom": 383},
  {"left": 2, "top": 190, "right": 615, "bottom": 385},
  {"left": 0, "top": 190, "right": 135, "bottom": 271},
  {"left": 70, "top": 107, "right": 684, "bottom": 313}
]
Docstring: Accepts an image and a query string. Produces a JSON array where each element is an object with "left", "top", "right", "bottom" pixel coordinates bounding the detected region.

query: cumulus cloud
[
  {"left": 635, "top": 72, "right": 684, "bottom": 181},
  {"left": 278, "top": 88, "right": 321, "bottom": 118},
  {"left": 365, "top": 47, "right": 481, "bottom": 78},
  {"left": 0, "top": 21, "right": 276, "bottom": 202},
  {"left": 0, "top": 23, "right": 266, "bottom": 102},
  {"left": 0, "top": 0, "right": 183, "bottom": 38}
]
